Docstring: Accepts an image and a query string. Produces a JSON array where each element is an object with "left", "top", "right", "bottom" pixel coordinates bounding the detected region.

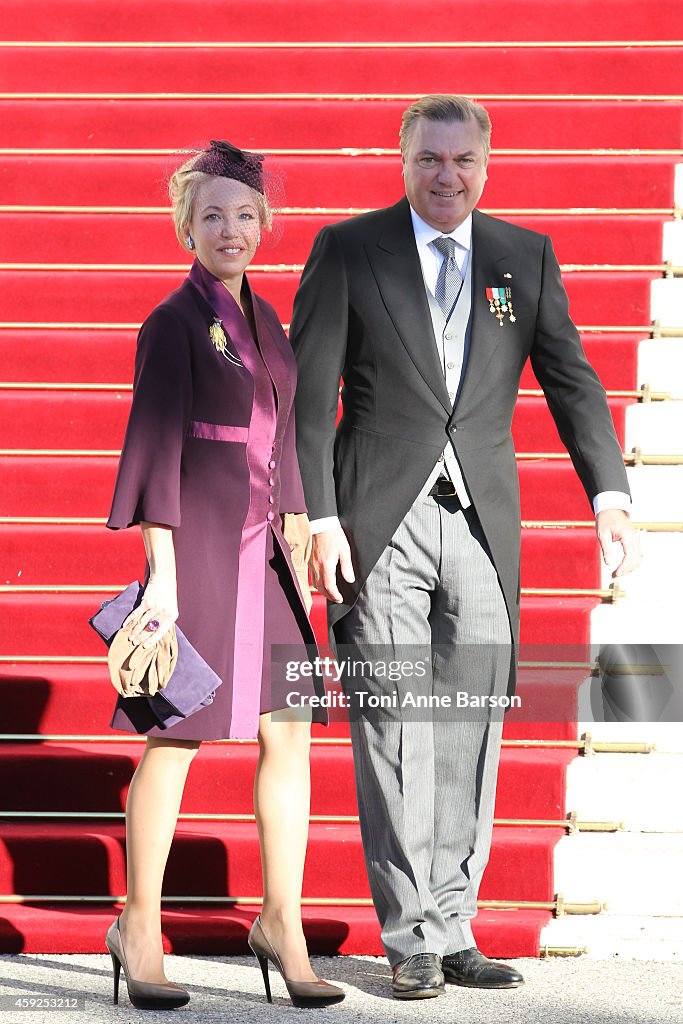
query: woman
[{"left": 104, "top": 140, "right": 344, "bottom": 1010}]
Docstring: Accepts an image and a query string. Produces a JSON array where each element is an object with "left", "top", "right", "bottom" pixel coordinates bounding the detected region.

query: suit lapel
[
  {"left": 365, "top": 198, "right": 452, "bottom": 413},
  {"left": 455, "top": 209, "right": 519, "bottom": 413}
]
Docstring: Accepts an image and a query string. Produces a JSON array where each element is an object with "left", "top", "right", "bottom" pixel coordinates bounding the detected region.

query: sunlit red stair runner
[{"left": 0, "top": 0, "right": 679, "bottom": 956}]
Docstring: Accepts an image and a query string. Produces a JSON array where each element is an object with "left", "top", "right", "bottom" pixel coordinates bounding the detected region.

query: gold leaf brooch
[{"left": 209, "top": 318, "right": 227, "bottom": 353}]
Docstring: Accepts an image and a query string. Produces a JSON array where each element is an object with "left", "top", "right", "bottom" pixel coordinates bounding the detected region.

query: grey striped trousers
[{"left": 335, "top": 492, "right": 511, "bottom": 966}]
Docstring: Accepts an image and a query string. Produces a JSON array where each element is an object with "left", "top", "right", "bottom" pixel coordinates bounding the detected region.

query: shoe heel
[
  {"left": 247, "top": 917, "right": 344, "bottom": 1008},
  {"left": 254, "top": 950, "right": 272, "bottom": 1003},
  {"left": 109, "top": 951, "right": 121, "bottom": 1006}
]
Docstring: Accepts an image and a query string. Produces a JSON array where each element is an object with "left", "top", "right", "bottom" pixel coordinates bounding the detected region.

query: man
[{"left": 290, "top": 95, "right": 640, "bottom": 999}]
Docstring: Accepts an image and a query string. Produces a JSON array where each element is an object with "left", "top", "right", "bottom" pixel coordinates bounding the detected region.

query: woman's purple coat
[{"left": 106, "top": 263, "right": 322, "bottom": 740}]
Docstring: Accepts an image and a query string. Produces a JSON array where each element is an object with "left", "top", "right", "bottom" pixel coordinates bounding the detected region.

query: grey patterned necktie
[{"left": 433, "top": 236, "right": 463, "bottom": 318}]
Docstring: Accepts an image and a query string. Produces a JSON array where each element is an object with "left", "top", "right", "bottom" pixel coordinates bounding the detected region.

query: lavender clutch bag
[{"left": 89, "top": 581, "right": 222, "bottom": 728}]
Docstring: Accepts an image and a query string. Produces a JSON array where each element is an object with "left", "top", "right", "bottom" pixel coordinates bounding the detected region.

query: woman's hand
[
  {"left": 282, "top": 512, "right": 313, "bottom": 614},
  {"left": 124, "top": 574, "right": 179, "bottom": 649},
  {"left": 123, "top": 521, "right": 179, "bottom": 648}
]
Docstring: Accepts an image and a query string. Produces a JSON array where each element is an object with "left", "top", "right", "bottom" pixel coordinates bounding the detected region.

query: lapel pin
[{"left": 503, "top": 272, "right": 512, "bottom": 279}]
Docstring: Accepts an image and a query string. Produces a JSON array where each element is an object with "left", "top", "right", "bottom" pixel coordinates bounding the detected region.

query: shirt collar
[{"left": 409, "top": 205, "right": 472, "bottom": 252}]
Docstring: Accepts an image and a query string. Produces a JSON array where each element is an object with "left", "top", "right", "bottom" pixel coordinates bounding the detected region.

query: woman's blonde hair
[{"left": 169, "top": 152, "right": 273, "bottom": 252}]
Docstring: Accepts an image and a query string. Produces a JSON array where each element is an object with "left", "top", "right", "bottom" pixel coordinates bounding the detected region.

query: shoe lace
[{"left": 407, "top": 953, "right": 439, "bottom": 968}]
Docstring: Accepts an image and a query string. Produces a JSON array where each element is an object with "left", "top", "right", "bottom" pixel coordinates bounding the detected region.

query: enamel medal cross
[{"left": 486, "top": 283, "right": 516, "bottom": 326}]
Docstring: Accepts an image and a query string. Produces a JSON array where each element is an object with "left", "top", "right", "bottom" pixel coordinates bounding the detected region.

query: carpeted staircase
[{"left": 0, "top": 0, "right": 680, "bottom": 957}]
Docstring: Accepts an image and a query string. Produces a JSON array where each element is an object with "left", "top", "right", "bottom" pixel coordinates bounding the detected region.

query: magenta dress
[{"left": 106, "top": 260, "right": 323, "bottom": 739}]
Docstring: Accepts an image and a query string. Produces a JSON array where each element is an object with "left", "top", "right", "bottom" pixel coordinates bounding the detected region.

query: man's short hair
[{"left": 400, "top": 95, "right": 492, "bottom": 162}]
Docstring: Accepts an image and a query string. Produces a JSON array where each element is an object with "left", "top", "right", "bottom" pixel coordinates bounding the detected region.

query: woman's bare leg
[
  {"left": 117, "top": 737, "right": 200, "bottom": 982},
  {"left": 254, "top": 709, "right": 317, "bottom": 982}
]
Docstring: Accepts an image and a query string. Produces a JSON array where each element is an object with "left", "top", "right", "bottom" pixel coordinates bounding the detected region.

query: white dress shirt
[{"left": 411, "top": 206, "right": 472, "bottom": 290}]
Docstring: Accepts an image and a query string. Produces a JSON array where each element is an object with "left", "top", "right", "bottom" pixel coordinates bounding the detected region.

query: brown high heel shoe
[
  {"left": 248, "top": 915, "right": 345, "bottom": 1008},
  {"left": 105, "top": 918, "right": 190, "bottom": 1010}
]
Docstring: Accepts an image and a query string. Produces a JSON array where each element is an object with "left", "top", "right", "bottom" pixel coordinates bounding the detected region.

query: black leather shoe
[
  {"left": 442, "top": 947, "right": 524, "bottom": 989},
  {"left": 392, "top": 953, "right": 445, "bottom": 1000}
]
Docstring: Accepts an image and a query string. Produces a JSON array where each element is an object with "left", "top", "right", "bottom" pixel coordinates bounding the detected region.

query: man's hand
[
  {"left": 596, "top": 509, "right": 642, "bottom": 578},
  {"left": 310, "top": 527, "right": 355, "bottom": 603}
]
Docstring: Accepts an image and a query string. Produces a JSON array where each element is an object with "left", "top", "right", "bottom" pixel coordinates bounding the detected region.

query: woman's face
[{"left": 188, "top": 176, "right": 261, "bottom": 285}]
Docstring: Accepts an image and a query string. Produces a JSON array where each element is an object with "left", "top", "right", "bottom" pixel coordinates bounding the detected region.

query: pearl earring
[
  {"left": 187, "top": 236, "right": 195, "bottom": 250},
  {"left": 256, "top": 233, "right": 261, "bottom": 247}
]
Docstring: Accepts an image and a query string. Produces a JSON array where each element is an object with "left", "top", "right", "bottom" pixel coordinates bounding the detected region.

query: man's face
[{"left": 402, "top": 116, "right": 488, "bottom": 232}]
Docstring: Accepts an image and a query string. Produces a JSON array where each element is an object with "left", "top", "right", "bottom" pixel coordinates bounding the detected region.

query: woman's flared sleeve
[{"left": 107, "top": 306, "right": 192, "bottom": 530}]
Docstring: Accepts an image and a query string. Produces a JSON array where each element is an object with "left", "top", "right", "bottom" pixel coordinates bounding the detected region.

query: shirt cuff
[
  {"left": 592, "top": 491, "right": 631, "bottom": 516},
  {"left": 308, "top": 515, "right": 342, "bottom": 535}
]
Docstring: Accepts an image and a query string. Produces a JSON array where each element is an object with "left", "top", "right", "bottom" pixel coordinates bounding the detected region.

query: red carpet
[
  {"left": 0, "top": 738, "right": 575, "bottom": 820},
  {"left": 1, "top": 0, "right": 678, "bottom": 41},
  {"left": 0, "top": 330, "right": 642, "bottom": 391},
  {"left": 1, "top": 661, "right": 584, "bottom": 741},
  {"left": 0, "top": 904, "right": 551, "bottom": 958},
  {"left": 0, "top": 268, "right": 657, "bottom": 327},
  {"left": 0, "top": 821, "right": 562, "bottom": 903},
  {"left": 4, "top": 99, "right": 680, "bottom": 150},
  {"left": 2, "top": 213, "right": 666, "bottom": 267},
  {"left": 2, "top": 45, "right": 682, "bottom": 94},
  {"left": 0, "top": 523, "right": 600, "bottom": 587},
  {"left": 1, "top": 155, "right": 677, "bottom": 210},
  {"left": 0, "top": 456, "right": 612, "bottom": 520},
  {"left": 0, "top": 0, "right": 678, "bottom": 957},
  {"left": 0, "top": 593, "right": 598, "bottom": 655},
  {"left": 0, "top": 391, "right": 630, "bottom": 451}
]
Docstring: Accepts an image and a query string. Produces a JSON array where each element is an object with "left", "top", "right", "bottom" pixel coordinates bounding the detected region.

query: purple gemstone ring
[{"left": 146, "top": 619, "right": 160, "bottom": 632}]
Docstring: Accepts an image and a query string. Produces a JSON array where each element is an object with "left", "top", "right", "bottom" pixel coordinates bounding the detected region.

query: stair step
[
  {"left": 521, "top": 336, "right": 641, "bottom": 391},
  {"left": 2, "top": 46, "right": 681, "bottom": 95},
  {"left": 0, "top": 330, "right": 137, "bottom": 383},
  {"left": 554, "top": 832, "right": 683, "bottom": 915},
  {"left": 0, "top": 593, "right": 598, "bottom": 652},
  {"left": 1, "top": 0, "right": 677, "bottom": 42},
  {"left": 626, "top": 401, "right": 683, "bottom": 455},
  {"left": 0, "top": 269, "right": 656, "bottom": 328},
  {"left": 541, "top": 913, "right": 683, "bottom": 960},
  {"left": 1, "top": 154, "right": 677, "bottom": 210},
  {"left": 566, "top": 752, "right": 683, "bottom": 832},
  {"left": 0, "top": 455, "right": 598, "bottom": 520},
  {"left": 0, "top": 330, "right": 643, "bottom": 391},
  {"left": 0, "top": 662, "right": 585, "bottom": 742},
  {"left": 0, "top": 213, "right": 667, "bottom": 266},
  {"left": 513, "top": 396, "right": 628, "bottom": 451},
  {"left": 519, "top": 462, "right": 600, "bottom": 519},
  {"left": 0, "top": 457, "right": 118, "bottom": 517},
  {"left": 3, "top": 99, "right": 680, "bottom": 150},
  {"left": 0, "top": 523, "right": 600, "bottom": 589},
  {"left": 0, "top": 390, "right": 631, "bottom": 453},
  {"left": 0, "top": 740, "right": 574, "bottom": 819},
  {"left": 0, "top": 820, "right": 561, "bottom": 902},
  {"left": 0, "top": 903, "right": 551, "bottom": 957}
]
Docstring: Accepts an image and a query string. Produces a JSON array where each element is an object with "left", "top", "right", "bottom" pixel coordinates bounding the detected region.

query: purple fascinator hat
[{"left": 193, "top": 139, "right": 265, "bottom": 194}]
